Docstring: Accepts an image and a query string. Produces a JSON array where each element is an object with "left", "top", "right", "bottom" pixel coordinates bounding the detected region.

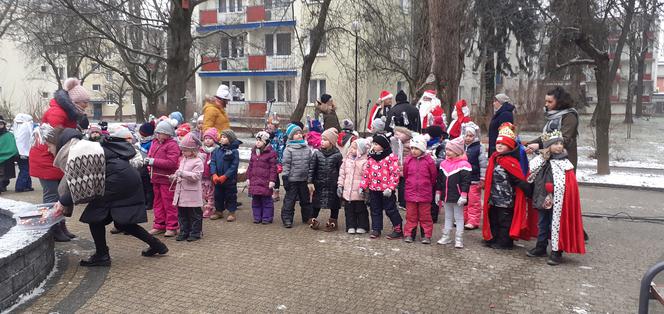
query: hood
[
  {"left": 495, "top": 102, "right": 515, "bottom": 116},
  {"left": 203, "top": 101, "right": 222, "bottom": 113},
  {"left": 57, "top": 128, "right": 83, "bottom": 153},
  {"left": 223, "top": 139, "right": 242, "bottom": 150},
  {"left": 103, "top": 137, "right": 137, "bottom": 160},
  {"left": 54, "top": 89, "right": 83, "bottom": 123}
]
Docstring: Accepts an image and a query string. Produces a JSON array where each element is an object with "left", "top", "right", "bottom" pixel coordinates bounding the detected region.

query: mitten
[
  {"left": 383, "top": 189, "right": 392, "bottom": 197},
  {"left": 337, "top": 186, "right": 343, "bottom": 198},
  {"left": 435, "top": 192, "right": 441, "bottom": 205},
  {"left": 212, "top": 174, "right": 220, "bottom": 184},
  {"left": 268, "top": 181, "right": 275, "bottom": 189},
  {"left": 457, "top": 196, "right": 467, "bottom": 207},
  {"left": 145, "top": 158, "right": 154, "bottom": 166},
  {"left": 218, "top": 175, "right": 227, "bottom": 185}
]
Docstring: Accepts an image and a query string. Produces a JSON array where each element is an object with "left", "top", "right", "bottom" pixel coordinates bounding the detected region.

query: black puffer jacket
[
  {"left": 385, "top": 101, "right": 421, "bottom": 133},
  {"left": 80, "top": 138, "right": 147, "bottom": 225},
  {"left": 308, "top": 147, "right": 343, "bottom": 210}
]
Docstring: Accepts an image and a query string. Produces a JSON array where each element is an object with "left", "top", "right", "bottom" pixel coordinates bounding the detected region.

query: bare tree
[
  {"left": 0, "top": 0, "right": 21, "bottom": 39},
  {"left": 633, "top": 0, "right": 657, "bottom": 117},
  {"left": 105, "top": 73, "right": 132, "bottom": 122}
]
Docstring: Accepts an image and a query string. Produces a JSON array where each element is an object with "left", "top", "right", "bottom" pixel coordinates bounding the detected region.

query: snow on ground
[
  {"left": 0, "top": 198, "right": 49, "bottom": 259},
  {"left": 576, "top": 168, "right": 664, "bottom": 189}
]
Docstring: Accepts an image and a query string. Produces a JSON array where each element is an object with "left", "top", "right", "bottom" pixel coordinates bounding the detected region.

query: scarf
[
  {"left": 203, "top": 145, "right": 218, "bottom": 153},
  {"left": 0, "top": 132, "right": 18, "bottom": 164},
  {"left": 288, "top": 139, "right": 306, "bottom": 145},
  {"left": 544, "top": 108, "right": 577, "bottom": 133},
  {"left": 369, "top": 147, "right": 391, "bottom": 161}
]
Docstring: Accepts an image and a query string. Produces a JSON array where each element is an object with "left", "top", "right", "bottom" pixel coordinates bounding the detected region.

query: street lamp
[{"left": 351, "top": 20, "right": 362, "bottom": 129}]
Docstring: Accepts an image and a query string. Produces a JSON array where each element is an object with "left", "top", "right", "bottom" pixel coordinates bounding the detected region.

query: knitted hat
[
  {"left": 169, "top": 112, "right": 184, "bottom": 126},
  {"left": 220, "top": 129, "right": 237, "bottom": 143},
  {"left": 63, "top": 78, "right": 90, "bottom": 104},
  {"left": 372, "top": 133, "right": 390, "bottom": 151},
  {"left": 88, "top": 125, "right": 101, "bottom": 135},
  {"left": 321, "top": 128, "right": 338, "bottom": 146},
  {"left": 109, "top": 125, "right": 133, "bottom": 140},
  {"left": 256, "top": 130, "right": 271, "bottom": 145},
  {"left": 462, "top": 121, "right": 481, "bottom": 142},
  {"left": 197, "top": 114, "right": 204, "bottom": 123},
  {"left": 320, "top": 93, "right": 332, "bottom": 104},
  {"left": 446, "top": 137, "right": 465, "bottom": 156},
  {"left": 215, "top": 84, "right": 232, "bottom": 100},
  {"left": 410, "top": 134, "right": 427, "bottom": 153},
  {"left": 286, "top": 123, "right": 302, "bottom": 140},
  {"left": 542, "top": 129, "right": 564, "bottom": 148},
  {"left": 395, "top": 90, "right": 407, "bottom": 103},
  {"left": 393, "top": 126, "right": 412, "bottom": 140},
  {"left": 495, "top": 93, "right": 511, "bottom": 104},
  {"left": 496, "top": 122, "right": 517, "bottom": 150},
  {"left": 176, "top": 123, "right": 191, "bottom": 138},
  {"left": 378, "top": 90, "right": 393, "bottom": 102},
  {"left": 371, "top": 118, "right": 385, "bottom": 133},
  {"left": 203, "top": 127, "right": 219, "bottom": 141},
  {"left": 155, "top": 120, "right": 175, "bottom": 137},
  {"left": 179, "top": 133, "right": 201, "bottom": 150},
  {"left": 341, "top": 119, "right": 354, "bottom": 131},
  {"left": 139, "top": 121, "right": 155, "bottom": 137},
  {"left": 355, "top": 138, "right": 370, "bottom": 156}
]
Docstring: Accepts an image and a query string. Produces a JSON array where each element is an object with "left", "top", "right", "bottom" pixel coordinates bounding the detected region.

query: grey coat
[
  {"left": 308, "top": 147, "right": 343, "bottom": 210},
  {"left": 282, "top": 142, "right": 311, "bottom": 182}
]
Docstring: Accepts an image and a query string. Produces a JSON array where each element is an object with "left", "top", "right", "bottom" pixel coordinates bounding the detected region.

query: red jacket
[
  {"left": 147, "top": 137, "right": 181, "bottom": 185},
  {"left": 403, "top": 154, "right": 437, "bottom": 202},
  {"left": 29, "top": 98, "right": 78, "bottom": 180},
  {"left": 359, "top": 153, "right": 400, "bottom": 192}
]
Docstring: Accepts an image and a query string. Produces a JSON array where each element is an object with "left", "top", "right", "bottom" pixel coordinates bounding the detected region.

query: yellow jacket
[{"left": 202, "top": 101, "right": 230, "bottom": 132}]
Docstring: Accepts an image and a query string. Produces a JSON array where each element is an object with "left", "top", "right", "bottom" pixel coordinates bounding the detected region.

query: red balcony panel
[
  {"left": 248, "top": 55, "right": 266, "bottom": 70},
  {"left": 200, "top": 9, "right": 217, "bottom": 25},
  {"left": 646, "top": 31, "right": 655, "bottom": 39},
  {"left": 246, "top": 5, "right": 265, "bottom": 22},
  {"left": 610, "top": 95, "right": 619, "bottom": 102},
  {"left": 248, "top": 102, "right": 267, "bottom": 117},
  {"left": 201, "top": 56, "right": 220, "bottom": 71},
  {"left": 646, "top": 52, "right": 653, "bottom": 60},
  {"left": 642, "top": 95, "right": 651, "bottom": 103},
  {"left": 644, "top": 73, "right": 652, "bottom": 81},
  {"left": 609, "top": 53, "right": 615, "bottom": 60}
]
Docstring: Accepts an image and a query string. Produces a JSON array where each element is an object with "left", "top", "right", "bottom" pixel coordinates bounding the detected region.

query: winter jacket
[
  {"left": 337, "top": 154, "right": 368, "bottom": 201},
  {"left": 437, "top": 156, "right": 472, "bottom": 203},
  {"left": 246, "top": 145, "right": 278, "bottom": 196},
  {"left": 488, "top": 102, "right": 515, "bottom": 156},
  {"left": 199, "top": 145, "right": 218, "bottom": 179},
  {"left": 403, "top": 154, "right": 437, "bottom": 203},
  {"left": 385, "top": 101, "right": 421, "bottom": 133},
  {"left": 202, "top": 101, "right": 230, "bottom": 132},
  {"left": 309, "top": 147, "right": 343, "bottom": 209},
  {"left": 359, "top": 153, "right": 400, "bottom": 192},
  {"left": 172, "top": 156, "right": 204, "bottom": 208},
  {"left": 147, "top": 137, "right": 181, "bottom": 185},
  {"left": 210, "top": 139, "right": 241, "bottom": 185},
  {"left": 466, "top": 141, "right": 488, "bottom": 183},
  {"left": 79, "top": 139, "right": 148, "bottom": 225},
  {"left": 489, "top": 149, "right": 533, "bottom": 208},
  {"left": 314, "top": 106, "right": 341, "bottom": 131},
  {"left": 269, "top": 129, "right": 286, "bottom": 164},
  {"left": 528, "top": 109, "right": 579, "bottom": 168},
  {"left": 282, "top": 142, "right": 311, "bottom": 182}
]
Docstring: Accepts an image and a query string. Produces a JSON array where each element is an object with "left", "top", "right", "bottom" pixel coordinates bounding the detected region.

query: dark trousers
[
  {"left": 345, "top": 201, "right": 369, "bottom": 231},
  {"left": 141, "top": 169, "right": 153, "bottom": 210},
  {"left": 89, "top": 221, "right": 158, "bottom": 256},
  {"left": 252, "top": 195, "right": 274, "bottom": 223},
  {"left": 312, "top": 206, "right": 340, "bottom": 220},
  {"left": 281, "top": 181, "right": 312, "bottom": 224},
  {"left": 397, "top": 177, "right": 406, "bottom": 208},
  {"left": 214, "top": 183, "right": 238, "bottom": 213},
  {"left": 178, "top": 207, "right": 203, "bottom": 237},
  {"left": 369, "top": 191, "right": 402, "bottom": 232},
  {"left": 536, "top": 209, "right": 553, "bottom": 246},
  {"left": 489, "top": 205, "right": 514, "bottom": 247},
  {"left": 15, "top": 157, "right": 32, "bottom": 191}
]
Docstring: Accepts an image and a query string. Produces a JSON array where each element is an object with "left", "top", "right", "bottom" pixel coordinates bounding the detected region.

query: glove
[
  {"left": 212, "top": 174, "right": 220, "bottom": 184},
  {"left": 277, "top": 164, "right": 283, "bottom": 173},
  {"left": 457, "top": 196, "right": 467, "bottom": 207},
  {"left": 144, "top": 158, "right": 154, "bottom": 166},
  {"left": 246, "top": 179, "right": 250, "bottom": 187},
  {"left": 383, "top": 189, "right": 392, "bottom": 198},
  {"left": 175, "top": 170, "right": 183, "bottom": 177},
  {"left": 268, "top": 181, "right": 275, "bottom": 189},
  {"left": 435, "top": 192, "right": 441, "bottom": 205},
  {"left": 337, "top": 186, "right": 343, "bottom": 198},
  {"left": 308, "top": 183, "right": 315, "bottom": 194},
  {"left": 358, "top": 189, "right": 365, "bottom": 197},
  {"left": 218, "top": 175, "right": 228, "bottom": 185}
]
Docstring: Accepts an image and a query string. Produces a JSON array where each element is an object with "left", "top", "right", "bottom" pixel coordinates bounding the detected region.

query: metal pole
[
  {"left": 638, "top": 261, "right": 664, "bottom": 314},
  {"left": 354, "top": 30, "right": 359, "bottom": 128}
]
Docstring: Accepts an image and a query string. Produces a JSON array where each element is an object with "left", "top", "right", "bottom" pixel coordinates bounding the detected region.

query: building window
[
  {"left": 308, "top": 79, "right": 326, "bottom": 103},
  {"left": 92, "top": 84, "right": 101, "bottom": 91},
  {"left": 266, "top": 80, "right": 292, "bottom": 102},
  {"left": 400, "top": 0, "right": 411, "bottom": 13},
  {"left": 106, "top": 69, "right": 113, "bottom": 81},
  {"left": 91, "top": 63, "right": 101, "bottom": 72},
  {"left": 221, "top": 80, "right": 245, "bottom": 101},
  {"left": 265, "top": 0, "right": 290, "bottom": 9},
  {"left": 276, "top": 33, "right": 291, "bottom": 56},
  {"left": 220, "top": 35, "right": 245, "bottom": 58},
  {"left": 219, "top": 0, "right": 243, "bottom": 13},
  {"left": 264, "top": 34, "right": 274, "bottom": 56},
  {"left": 458, "top": 86, "right": 465, "bottom": 100},
  {"left": 471, "top": 86, "right": 478, "bottom": 104},
  {"left": 42, "top": 92, "right": 49, "bottom": 98},
  {"left": 58, "top": 67, "right": 64, "bottom": 78},
  {"left": 41, "top": 65, "right": 47, "bottom": 73}
]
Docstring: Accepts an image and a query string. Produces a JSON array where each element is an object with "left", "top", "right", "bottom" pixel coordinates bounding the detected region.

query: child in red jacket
[{"left": 403, "top": 135, "right": 437, "bottom": 244}]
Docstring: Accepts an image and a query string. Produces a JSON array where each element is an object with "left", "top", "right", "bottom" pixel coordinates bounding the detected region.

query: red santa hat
[{"left": 378, "top": 90, "right": 393, "bottom": 102}]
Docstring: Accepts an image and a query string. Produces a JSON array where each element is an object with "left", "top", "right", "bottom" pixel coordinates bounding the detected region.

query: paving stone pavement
[{"left": 3, "top": 184, "right": 664, "bottom": 313}]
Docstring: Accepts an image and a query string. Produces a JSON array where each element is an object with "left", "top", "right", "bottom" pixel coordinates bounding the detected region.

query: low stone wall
[{"left": 0, "top": 199, "right": 55, "bottom": 311}]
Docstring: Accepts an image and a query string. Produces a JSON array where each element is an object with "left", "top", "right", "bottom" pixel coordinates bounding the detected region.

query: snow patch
[
  {"left": 571, "top": 306, "right": 588, "bottom": 314},
  {"left": 0, "top": 198, "right": 49, "bottom": 259},
  {"left": 576, "top": 168, "right": 664, "bottom": 189},
  {"left": 317, "top": 239, "right": 327, "bottom": 243},
  {"left": 579, "top": 266, "right": 593, "bottom": 270},
  {"left": 276, "top": 304, "right": 287, "bottom": 311}
]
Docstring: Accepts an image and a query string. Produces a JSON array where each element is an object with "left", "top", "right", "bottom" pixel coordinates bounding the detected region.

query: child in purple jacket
[{"left": 246, "top": 131, "right": 278, "bottom": 224}]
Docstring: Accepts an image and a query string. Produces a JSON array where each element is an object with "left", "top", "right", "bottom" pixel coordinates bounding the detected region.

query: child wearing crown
[
  {"left": 482, "top": 123, "right": 537, "bottom": 250},
  {"left": 525, "top": 130, "right": 585, "bottom": 265}
]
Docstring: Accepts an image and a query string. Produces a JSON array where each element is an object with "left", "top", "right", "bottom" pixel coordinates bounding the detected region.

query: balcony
[
  {"left": 645, "top": 73, "right": 652, "bottom": 81},
  {"left": 646, "top": 52, "right": 653, "bottom": 60},
  {"left": 197, "top": 5, "right": 295, "bottom": 33},
  {"left": 642, "top": 95, "right": 651, "bottom": 103},
  {"left": 226, "top": 100, "right": 295, "bottom": 118},
  {"left": 198, "top": 55, "right": 298, "bottom": 77}
]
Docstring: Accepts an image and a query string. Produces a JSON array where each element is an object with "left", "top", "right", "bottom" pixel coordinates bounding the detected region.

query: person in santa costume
[
  {"left": 367, "top": 90, "right": 393, "bottom": 132},
  {"left": 416, "top": 90, "right": 446, "bottom": 130},
  {"left": 482, "top": 123, "right": 536, "bottom": 250},
  {"left": 447, "top": 99, "right": 472, "bottom": 139},
  {"left": 526, "top": 130, "right": 585, "bottom": 265}
]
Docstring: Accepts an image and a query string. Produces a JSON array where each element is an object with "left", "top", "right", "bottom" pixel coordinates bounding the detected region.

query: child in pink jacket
[
  {"left": 402, "top": 135, "right": 437, "bottom": 244},
  {"left": 359, "top": 133, "right": 403, "bottom": 240},
  {"left": 146, "top": 120, "right": 181, "bottom": 237},
  {"left": 337, "top": 138, "right": 370, "bottom": 234},
  {"left": 199, "top": 128, "right": 219, "bottom": 218},
  {"left": 171, "top": 133, "right": 204, "bottom": 242}
]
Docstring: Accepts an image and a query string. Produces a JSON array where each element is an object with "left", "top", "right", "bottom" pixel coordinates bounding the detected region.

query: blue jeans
[
  {"left": 15, "top": 157, "right": 32, "bottom": 191},
  {"left": 537, "top": 209, "right": 553, "bottom": 245}
]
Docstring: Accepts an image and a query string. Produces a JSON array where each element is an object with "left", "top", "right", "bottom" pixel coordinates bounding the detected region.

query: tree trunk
[
  {"left": 484, "top": 52, "right": 495, "bottom": 118},
  {"left": 594, "top": 62, "right": 611, "bottom": 175},
  {"left": 624, "top": 39, "right": 636, "bottom": 124},
  {"left": 147, "top": 94, "right": 159, "bottom": 117},
  {"left": 290, "top": 0, "right": 332, "bottom": 122},
  {"left": 635, "top": 0, "right": 656, "bottom": 117},
  {"left": 66, "top": 54, "right": 79, "bottom": 78},
  {"left": 634, "top": 50, "right": 646, "bottom": 117},
  {"left": 166, "top": 2, "right": 193, "bottom": 116},
  {"left": 133, "top": 90, "right": 145, "bottom": 122}
]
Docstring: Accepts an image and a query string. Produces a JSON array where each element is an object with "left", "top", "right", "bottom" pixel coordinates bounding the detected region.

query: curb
[{"left": 578, "top": 181, "right": 664, "bottom": 192}]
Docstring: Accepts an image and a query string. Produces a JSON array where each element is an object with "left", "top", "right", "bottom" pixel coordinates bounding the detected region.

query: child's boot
[
  {"left": 386, "top": 225, "right": 403, "bottom": 240},
  {"left": 547, "top": 251, "right": 563, "bottom": 266},
  {"left": 210, "top": 211, "right": 224, "bottom": 220},
  {"left": 437, "top": 230, "right": 452, "bottom": 245},
  {"left": 526, "top": 241, "right": 548, "bottom": 257},
  {"left": 308, "top": 218, "right": 320, "bottom": 230},
  {"left": 324, "top": 218, "right": 338, "bottom": 232},
  {"left": 454, "top": 228, "right": 464, "bottom": 249},
  {"left": 226, "top": 212, "right": 236, "bottom": 222}
]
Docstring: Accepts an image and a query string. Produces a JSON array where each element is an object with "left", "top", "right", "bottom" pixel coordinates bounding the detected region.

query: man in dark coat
[
  {"left": 52, "top": 130, "right": 169, "bottom": 267},
  {"left": 488, "top": 93, "right": 515, "bottom": 157},
  {"left": 385, "top": 90, "right": 421, "bottom": 133}
]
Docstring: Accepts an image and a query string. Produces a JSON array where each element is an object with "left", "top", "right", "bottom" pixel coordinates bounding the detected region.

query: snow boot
[
  {"left": 386, "top": 225, "right": 403, "bottom": 240},
  {"left": 323, "top": 218, "right": 338, "bottom": 232},
  {"left": 80, "top": 253, "right": 111, "bottom": 267},
  {"left": 547, "top": 251, "right": 563, "bottom": 266},
  {"left": 437, "top": 230, "right": 453, "bottom": 245},
  {"left": 51, "top": 223, "right": 71, "bottom": 242},
  {"left": 308, "top": 218, "right": 320, "bottom": 230},
  {"left": 454, "top": 229, "right": 464, "bottom": 249},
  {"left": 141, "top": 237, "right": 169, "bottom": 257},
  {"left": 61, "top": 221, "right": 77, "bottom": 238},
  {"left": 526, "top": 241, "right": 548, "bottom": 257}
]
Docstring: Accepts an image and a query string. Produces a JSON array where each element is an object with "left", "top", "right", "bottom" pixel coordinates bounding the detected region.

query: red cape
[
  {"left": 557, "top": 170, "right": 586, "bottom": 254},
  {"left": 482, "top": 152, "right": 538, "bottom": 241}
]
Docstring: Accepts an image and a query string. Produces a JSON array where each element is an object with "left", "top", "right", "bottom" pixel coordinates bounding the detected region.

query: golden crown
[
  {"left": 542, "top": 130, "right": 563, "bottom": 142},
  {"left": 497, "top": 122, "right": 516, "bottom": 140}
]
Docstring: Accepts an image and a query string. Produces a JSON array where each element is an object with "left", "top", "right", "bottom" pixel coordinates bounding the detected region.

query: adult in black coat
[
  {"left": 488, "top": 93, "right": 515, "bottom": 157},
  {"left": 53, "top": 132, "right": 168, "bottom": 267},
  {"left": 385, "top": 90, "right": 421, "bottom": 133}
]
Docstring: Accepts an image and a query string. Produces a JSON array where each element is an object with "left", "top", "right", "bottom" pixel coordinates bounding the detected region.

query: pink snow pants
[
  {"left": 464, "top": 183, "right": 482, "bottom": 227},
  {"left": 201, "top": 179, "right": 215, "bottom": 217},
  {"left": 153, "top": 183, "right": 179, "bottom": 230}
]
